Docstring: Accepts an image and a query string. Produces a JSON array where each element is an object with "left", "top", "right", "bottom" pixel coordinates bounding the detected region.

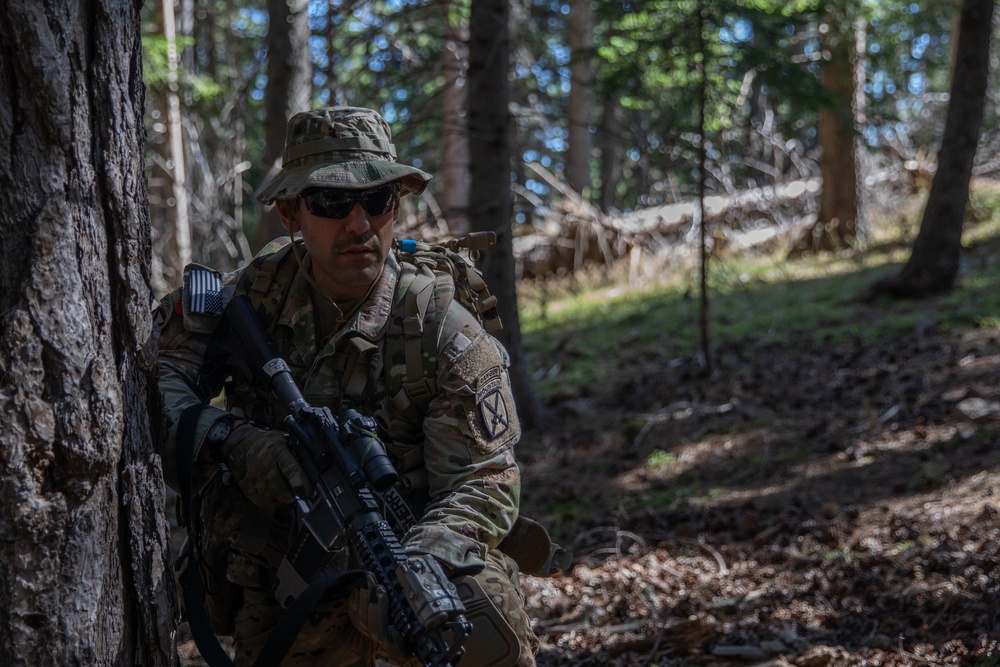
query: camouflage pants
[{"left": 231, "top": 550, "right": 538, "bottom": 667}]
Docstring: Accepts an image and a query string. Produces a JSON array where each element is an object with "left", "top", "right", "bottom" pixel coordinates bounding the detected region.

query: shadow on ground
[{"left": 519, "top": 307, "right": 1000, "bottom": 666}]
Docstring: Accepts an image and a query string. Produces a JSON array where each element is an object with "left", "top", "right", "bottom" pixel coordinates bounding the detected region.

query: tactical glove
[
  {"left": 348, "top": 573, "right": 409, "bottom": 662},
  {"left": 221, "top": 423, "right": 310, "bottom": 507}
]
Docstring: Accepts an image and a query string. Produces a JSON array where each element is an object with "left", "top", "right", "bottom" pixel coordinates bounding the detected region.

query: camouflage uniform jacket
[{"left": 156, "top": 241, "right": 522, "bottom": 583}]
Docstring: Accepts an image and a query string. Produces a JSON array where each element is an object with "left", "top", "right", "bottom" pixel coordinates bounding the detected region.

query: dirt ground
[{"left": 518, "top": 315, "right": 1000, "bottom": 666}]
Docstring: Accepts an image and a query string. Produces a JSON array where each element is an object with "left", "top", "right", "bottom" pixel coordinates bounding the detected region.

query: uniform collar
[
  {"left": 276, "top": 250, "right": 398, "bottom": 366},
  {"left": 330, "top": 252, "right": 398, "bottom": 345}
]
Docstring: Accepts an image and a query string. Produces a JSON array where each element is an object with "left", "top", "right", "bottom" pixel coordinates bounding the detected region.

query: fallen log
[{"left": 514, "top": 167, "right": 821, "bottom": 280}]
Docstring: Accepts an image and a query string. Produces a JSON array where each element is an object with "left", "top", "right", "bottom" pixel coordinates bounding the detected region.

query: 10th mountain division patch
[{"left": 476, "top": 367, "right": 509, "bottom": 439}]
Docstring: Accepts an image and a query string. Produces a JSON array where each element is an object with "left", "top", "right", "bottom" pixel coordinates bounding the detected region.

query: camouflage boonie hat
[{"left": 256, "top": 106, "right": 432, "bottom": 204}]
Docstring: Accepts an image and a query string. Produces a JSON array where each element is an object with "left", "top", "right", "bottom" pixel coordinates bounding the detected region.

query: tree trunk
[
  {"left": 566, "top": 0, "right": 595, "bottom": 198},
  {"left": 199, "top": 0, "right": 219, "bottom": 79},
  {"left": 872, "top": 0, "right": 996, "bottom": 297},
  {"left": 179, "top": 0, "right": 195, "bottom": 69},
  {"left": 163, "top": 0, "right": 193, "bottom": 272},
  {"left": 791, "top": 2, "right": 864, "bottom": 256},
  {"left": 0, "top": 0, "right": 178, "bottom": 665},
  {"left": 441, "top": 0, "right": 471, "bottom": 235},
  {"left": 696, "top": 3, "right": 712, "bottom": 375},
  {"left": 597, "top": 96, "right": 622, "bottom": 212},
  {"left": 468, "top": 0, "right": 543, "bottom": 429},
  {"left": 257, "top": 0, "right": 312, "bottom": 250}
]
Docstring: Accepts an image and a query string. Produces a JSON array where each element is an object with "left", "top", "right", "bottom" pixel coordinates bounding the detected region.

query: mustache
[{"left": 334, "top": 233, "right": 377, "bottom": 250}]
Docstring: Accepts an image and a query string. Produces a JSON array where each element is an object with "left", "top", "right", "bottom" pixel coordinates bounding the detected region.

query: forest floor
[{"left": 517, "top": 228, "right": 1000, "bottom": 666}]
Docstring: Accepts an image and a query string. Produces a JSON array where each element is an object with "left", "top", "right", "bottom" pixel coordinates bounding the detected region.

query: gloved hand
[
  {"left": 348, "top": 573, "right": 408, "bottom": 661},
  {"left": 221, "top": 423, "right": 310, "bottom": 507}
]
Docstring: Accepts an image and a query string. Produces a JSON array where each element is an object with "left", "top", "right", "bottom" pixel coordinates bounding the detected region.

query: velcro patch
[
  {"left": 186, "top": 267, "right": 223, "bottom": 316},
  {"left": 476, "top": 368, "right": 510, "bottom": 439}
]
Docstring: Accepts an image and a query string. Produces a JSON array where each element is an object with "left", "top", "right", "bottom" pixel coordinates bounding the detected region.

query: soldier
[{"left": 155, "top": 106, "right": 542, "bottom": 666}]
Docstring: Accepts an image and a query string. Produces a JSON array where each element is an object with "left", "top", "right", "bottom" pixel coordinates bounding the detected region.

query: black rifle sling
[
  {"left": 176, "top": 401, "right": 236, "bottom": 667},
  {"left": 250, "top": 568, "right": 365, "bottom": 667}
]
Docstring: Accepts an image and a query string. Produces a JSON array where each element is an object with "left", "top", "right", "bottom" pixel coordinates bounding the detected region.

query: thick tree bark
[
  {"left": 566, "top": 0, "right": 595, "bottom": 198},
  {"left": 0, "top": 0, "right": 178, "bottom": 664},
  {"left": 257, "top": 0, "right": 312, "bottom": 250},
  {"left": 468, "top": 0, "right": 543, "bottom": 428},
  {"left": 873, "top": 0, "right": 995, "bottom": 297}
]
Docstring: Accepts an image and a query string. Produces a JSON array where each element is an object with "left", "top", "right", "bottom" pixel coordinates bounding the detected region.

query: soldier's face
[{"left": 277, "top": 189, "right": 398, "bottom": 302}]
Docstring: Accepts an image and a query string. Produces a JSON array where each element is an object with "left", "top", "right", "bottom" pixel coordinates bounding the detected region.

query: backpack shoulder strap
[
  {"left": 241, "top": 237, "right": 300, "bottom": 313},
  {"left": 385, "top": 260, "right": 456, "bottom": 422}
]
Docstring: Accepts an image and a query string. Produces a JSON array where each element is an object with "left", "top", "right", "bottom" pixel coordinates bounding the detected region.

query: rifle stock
[{"left": 213, "top": 294, "right": 471, "bottom": 667}]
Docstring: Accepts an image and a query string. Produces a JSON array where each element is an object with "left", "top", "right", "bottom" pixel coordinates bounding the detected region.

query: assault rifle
[{"left": 210, "top": 294, "right": 472, "bottom": 667}]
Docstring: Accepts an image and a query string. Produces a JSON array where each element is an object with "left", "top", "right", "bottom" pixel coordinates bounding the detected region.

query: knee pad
[{"left": 453, "top": 575, "right": 520, "bottom": 667}]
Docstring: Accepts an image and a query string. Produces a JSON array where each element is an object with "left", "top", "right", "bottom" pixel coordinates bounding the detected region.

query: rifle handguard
[{"left": 396, "top": 555, "right": 465, "bottom": 631}]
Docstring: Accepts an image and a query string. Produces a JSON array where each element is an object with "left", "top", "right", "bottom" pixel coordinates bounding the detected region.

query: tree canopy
[{"left": 141, "top": 0, "right": 993, "bottom": 285}]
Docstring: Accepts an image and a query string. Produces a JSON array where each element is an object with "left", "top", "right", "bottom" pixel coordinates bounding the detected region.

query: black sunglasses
[{"left": 300, "top": 183, "right": 401, "bottom": 219}]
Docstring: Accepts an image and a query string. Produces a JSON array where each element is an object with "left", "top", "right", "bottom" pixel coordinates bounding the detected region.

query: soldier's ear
[{"left": 276, "top": 199, "right": 300, "bottom": 233}]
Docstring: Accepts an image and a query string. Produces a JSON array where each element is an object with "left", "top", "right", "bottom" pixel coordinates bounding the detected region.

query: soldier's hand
[
  {"left": 221, "top": 423, "right": 310, "bottom": 507},
  {"left": 348, "top": 573, "right": 408, "bottom": 660}
]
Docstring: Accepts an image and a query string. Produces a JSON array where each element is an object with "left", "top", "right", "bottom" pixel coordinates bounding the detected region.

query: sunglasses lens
[
  {"left": 360, "top": 184, "right": 399, "bottom": 216},
  {"left": 301, "top": 189, "right": 354, "bottom": 218},
  {"left": 300, "top": 184, "right": 400, "bottom": 219}
]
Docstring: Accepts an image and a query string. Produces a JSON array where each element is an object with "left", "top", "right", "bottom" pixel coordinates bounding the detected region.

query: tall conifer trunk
[
  {"left": 875, "top": 0, "right": 996, "bottom": 297},
  {"left": 792, "top": 1, "right": 865, "bottom": 255},
  {"left": 468, "top": 0, "right": 542, "bottom": 427},
  {"left": 566, "top": 0, "right": 595, "bottom": 197},
  {"left": 441, "top": 0, "right": 471, "bottom": 235},
  {"left": 257, "top": 0, "right": 312, "bottom": 250},
  {"left": 0, "top": 0, "right": 178, "bottom": 663}
]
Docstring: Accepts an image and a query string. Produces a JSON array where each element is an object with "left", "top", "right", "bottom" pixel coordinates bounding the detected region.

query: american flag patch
[{"left": 187, "top": 268, "right": 223, "bottom": 315}]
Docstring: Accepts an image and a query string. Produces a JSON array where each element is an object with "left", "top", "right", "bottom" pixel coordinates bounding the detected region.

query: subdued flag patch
[{"left": 188, "top": 268, "right": 223, "bottom": 316}]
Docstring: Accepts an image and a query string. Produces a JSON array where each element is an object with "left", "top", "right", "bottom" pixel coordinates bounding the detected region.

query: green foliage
[
  {"left": 969, "top": 655, "right": 1000, "bottom": 667},
  {"left": 808, "top": 547, "right": 856, "bottom": 564},
  {"left": 861, "top": 0, "right": 957, "bottom": 149},
  {"left": 631, "top": 486, "right": 725, "bottom": 511},
  {"left": 740, "top": 0, "right": 819, "bottom": 16},
  {"left": 965, "top": 182, "right": 1000, "bottom": 228},
  {"left": 586, "top": 0, "right": 831, "bottom": 208},
  {"left": 632, "top": 489, "right": 687, "bottom": 510},
  {"left": 545, "top": 499, "right": 589, "bottom": 529},
  {"left": 307, "top": 1, "right": 458, "bottom": 180},
  {"left": 646, "top": 449, "right": 679, "bottom": 472},
  {"left": 141, "top": 34, "right": 171, "bottom": 89},
  {"left": 141, "top": 33, "right": 225, "bottom": 102},
  {"left": 139, "top": 0, "right": 984, "bottom": 301}
]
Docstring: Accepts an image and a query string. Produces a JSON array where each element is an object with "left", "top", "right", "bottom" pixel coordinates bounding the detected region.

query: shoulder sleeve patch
[
  {"left": 181, "top": 264, "right": 232, "bottom": 334},
  {"left": 184, "top": 265, "right": 223, "bottom": 316},
  {"left": 476, "top": 367, "right": 511, "bottom": 439},
  {"left": 452, "top": 336, "right": 520, "bottom": 453}
]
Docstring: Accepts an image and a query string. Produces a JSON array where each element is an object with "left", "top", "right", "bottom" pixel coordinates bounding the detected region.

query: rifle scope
[{"left": 340, "top": 409, "right": 397, "bottom": 492}]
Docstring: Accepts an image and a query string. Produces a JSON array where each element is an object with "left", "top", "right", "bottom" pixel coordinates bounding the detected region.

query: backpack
[
  {"left": 396, "top": 232, "right": 502, "bottom": 335},
  {"left": 383, "top": 233, "right": 503, "bottom": 424}
]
